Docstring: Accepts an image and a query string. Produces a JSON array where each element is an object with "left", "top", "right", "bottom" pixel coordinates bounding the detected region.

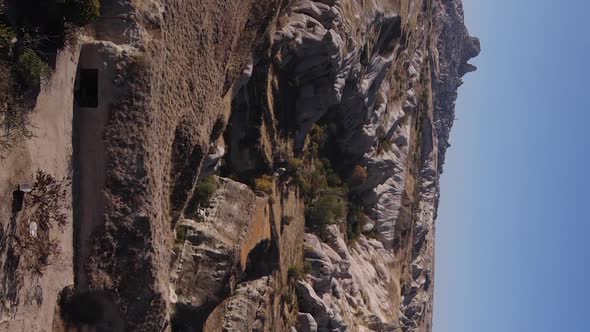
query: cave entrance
[{"left": 75, "top": 69, "right": 99, "bottom": 108}]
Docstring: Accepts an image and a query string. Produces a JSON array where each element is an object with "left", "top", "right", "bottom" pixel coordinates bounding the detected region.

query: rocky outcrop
[
  {"left": 171, "top": 178, "right": 271, "bottom": 314},
  {"left": 271, "top": 0, "right": 478, "bottom": 331},
  {"left": 204, "top": 277, "right": 274, "bottom": 331},
  {"left": 297, "top": 226, "right": 398, "bottom": 330},
  {"left": 297, "top": 312, "right": 319, "bottom": 332},
  {"left": 433, "top": 0, "right": 481, "bottom": 173},
  {"left": 170, "top": 176, "right": 305, "bottom": 331}
]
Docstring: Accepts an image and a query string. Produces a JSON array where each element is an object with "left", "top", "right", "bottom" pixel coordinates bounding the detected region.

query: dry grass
[
  {"left": 0, "top": 62, "right": 12, "bottom": 110},
  {"left": 0, "top": 63, "right": 35, "bottom": 155},
  {"left": 254, "top": 175, "right": 274, "bottom": 194}
]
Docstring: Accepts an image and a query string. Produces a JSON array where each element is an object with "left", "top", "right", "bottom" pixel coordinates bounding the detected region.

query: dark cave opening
[
  {"left": 75, "top": 68, "right": 99, "bottom": 108},
  {"left": 11, "top": 190, "right": 24, "bottom": 214}
]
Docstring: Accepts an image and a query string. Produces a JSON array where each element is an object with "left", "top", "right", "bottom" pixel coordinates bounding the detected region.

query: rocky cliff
[{"left": 0, "top": 0, "right": 478, "bottom": 331}]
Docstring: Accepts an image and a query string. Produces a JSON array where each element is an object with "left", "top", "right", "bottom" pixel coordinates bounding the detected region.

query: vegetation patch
[
  {"left": 0, "top": 0, "right": 102, "bottom": 153},
  {"left": 14, "top": 48, "right": 50, "bottom": 88},
  {"left": 287, "top": 264, "right": 307, "bottom": 283},
  {"left": 0, "top": 24, "right": 16, "bottom": 49},
  {"left": 175, "top": 225, "right": 188, "bottom": 243},
  {"left": 348, "top": 165, "right": 368, "bottom": 187},
  {"left": 286, "top": 157, "right": 303, "bottom": 172},
  {"left": 194, "top": 176, "right": 218, "bottom": 206},
  {"left": 0, "top": 63, "right": 33, "bottom": 153},
  {"left": 347, "top": 203, "right": 368, "bottom": 241},
  {"left": 14, "top": 171, "right": 69, "bottom": 273},
  {"left": 305, "top": 188, "right": 347, "bottom": 234},
  {"left": 281, "top": 287, "right": 298, "bottom": 313},
  {"left": 254, "top": 175, "right": 274, "bottom": 194},
  {"left": 285, "top": 120, "right": 374, "bottom": 241},
  {"left": 289, "top": 123, "right": 354, "bottom": 237},
  {"left": 377, "top": 136, "right": 393, "bottom": 155}
]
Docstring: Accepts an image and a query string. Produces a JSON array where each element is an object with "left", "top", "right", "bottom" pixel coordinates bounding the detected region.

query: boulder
[{"left": 297, "top": 312, "right": 319, "bottom": 332}]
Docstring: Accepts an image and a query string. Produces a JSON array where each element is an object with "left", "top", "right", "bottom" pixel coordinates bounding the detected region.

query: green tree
[
  {"left": 305, "top": 190, "right": 346, "bottom": 233},
  {"left": 14, "top": 48, "right": 50, "bottom": 89}
]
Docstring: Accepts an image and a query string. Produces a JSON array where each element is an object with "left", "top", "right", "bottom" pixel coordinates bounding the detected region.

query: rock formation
[{"left": 0, "top": 0, "right": 478, "bottom": 331}]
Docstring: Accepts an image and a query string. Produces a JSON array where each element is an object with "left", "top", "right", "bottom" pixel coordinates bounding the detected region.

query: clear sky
[{"left": 434, "top": 0, "right": 590, "bottom": 331}]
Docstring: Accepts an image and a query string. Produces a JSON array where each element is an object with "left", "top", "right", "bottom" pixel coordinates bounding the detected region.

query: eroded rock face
[
  {"left": 0, "top": 0, "right": 477, "bottom": 331},
  {"left": 204, "top": 277, "right": 274, "bottom": 332},
  {"left": 271, "top": 0, "right": 478, "bottom": 331},
  {"left": 171, "top": 178, "right": 270, "bottom": 312},
  {"left": 298, "top": 226, "right": 400, "bottom": 331}
]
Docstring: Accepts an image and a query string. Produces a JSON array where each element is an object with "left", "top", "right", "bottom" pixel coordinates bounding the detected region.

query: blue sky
[{"left": 434, "top": 1, "right": 590, "bottom": 332}]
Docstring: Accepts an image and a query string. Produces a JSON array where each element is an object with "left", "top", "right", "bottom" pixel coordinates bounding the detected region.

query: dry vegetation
[
  {"left": 15, "top": 171, "right": 69, "bottom": 273},
  {"left": 254, "top": 175, "right": 275, "bottom": 195}
]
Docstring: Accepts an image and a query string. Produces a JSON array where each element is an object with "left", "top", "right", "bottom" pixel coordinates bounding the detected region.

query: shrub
[
  {"left": 254, "top": 175, "right": 274, "bottom": 194},
  {"left": 347, "top": 204, "right": 368, "bottom": 241},
  {"left": 64, "top": 0, "right": 101, "bottom": 26},
  {"left": 29, "top": 237, "right": 61, "bottom": 272},
  {"left": 309, "top": 124, "right": 327, "bottom": 150},
  {"left": 378, "top": 138, "right": 393, "bottom": 154},
  {"left": 287, "top": 265, "right": 303, "bottom": 282},
  {"left": 287, "top": 157, "right": 303, "bottom": 171},
  {"left": 16, "top": 171, "right": 68, "bottom": 272},
  {"left": 293, "top": 173, "right": 306, "bottom": 192},
  {"left": 1, "top": 100, "right": 33, "bottom": 153},
  {"left": 305, "top": 206, "right": 329, "bottom": 231},
  {"left": 281, "top": 288, "right": 297, "bottom": 308},
  {"left": 30, "top": 170, "right": 68, "bottom": 229},
  {"left": 194, "top": 176, "right": 217, "bottom": 204},
  {"left": 0, "top": 24, "right": 16, "bottom": 49},
  {"left": 175, "top": 226, "right": 187, "bottom": 243},
  {"left": 0, "top": 62, "right": 12, "bottom": 104},
  {"left": 325, "top": 173, "right": 341, "bottom": 190},
  {"left": 303, "top": 261, "right": 312, "bottom": 274},
  {"left": 300, "top": 169, "right": 326, "bottom": 199},
  {"left": 348, "top": 165, "right": 368, "bottom": 187},
  {"left": 288, "top": 263, "right": 312, "bottom": 284},
  {"left": 14, "top": 48, "right": 50, "bottom": 89},
  {"left": 347, "top": 225, "right": 361, "bottom": 241},
  {"left": 305, "top": 191, "right": 346, "bottom": 232}
]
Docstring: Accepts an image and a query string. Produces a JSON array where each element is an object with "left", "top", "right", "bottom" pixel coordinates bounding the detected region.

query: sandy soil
[{"left": 0, "top": 45, "right": 79, "bottom": 332}]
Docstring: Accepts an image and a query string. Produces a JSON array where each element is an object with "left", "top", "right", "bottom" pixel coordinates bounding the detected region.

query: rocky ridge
[{"left": 0, "top": 0, "right": 478, "bottom": 331}]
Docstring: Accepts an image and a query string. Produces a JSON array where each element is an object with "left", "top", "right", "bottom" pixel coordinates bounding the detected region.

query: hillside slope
[{"left": 0, "top": 0, "right": 478, "bottom": 331}]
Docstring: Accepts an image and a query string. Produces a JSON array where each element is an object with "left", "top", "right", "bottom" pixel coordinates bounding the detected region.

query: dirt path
[
  {"left": 0, "top": 46, "right": 79, "bottom": 331},
  {"left": 72, "top": 45, "right": 111, "bottom": 289}
]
